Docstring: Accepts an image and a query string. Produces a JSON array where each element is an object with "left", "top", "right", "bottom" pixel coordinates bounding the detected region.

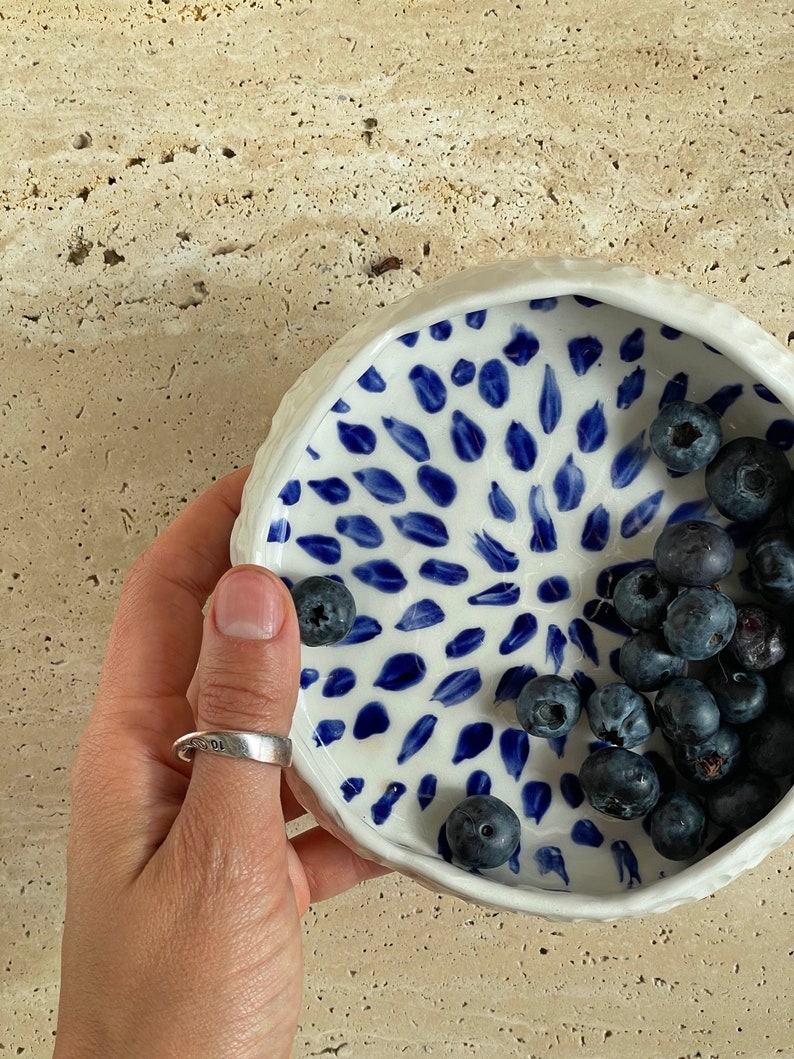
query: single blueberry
[
  {"left": 704, "top": 657, "right": 768, "bottom": 725},
  {"left": 705, "top": 436, "right": 791, "bottom": 522},
  {"left": 613, "top": 566, "right": 677, "bottom": 630},
  {"left": 746, "top": 525, "right": 794, "bottom": 606},
  {"left": 729, "top": 604, "right": 787, "bottom": 671},
  {"left": 662, "top": 587, "right": 737, "bottom": 661},
  {"left": 585, "top": 682, "right": 656, "bottom": 749},
  {"left": 649, "top": 791, "right": 707, "bottom": 860},
  {"left": 654, "top": 677, "right": 721, "bottom": 745},
  {"left": 444, "top": 794, "right": 521, "bottom": 869},
  {"left": 291, "top": 576, "right": 356, "bottom": 646},
  {"left": 706, "top": 771, "right": 779, "bottom": 832},
  {"left": 653, "top": 520, "right": 735, "bottom": 587},
  {"left": 649, "top": 399, "right": 722, "bottom": 472},
  {"left": 619, "top": 630, "right": 687, "bottom": 691},
  {"left": 578, "top": 746, "right": 660, "bottom": 820},
  {"left": 515, "top": 674, "right": 582, "bottom": 738},
  {"left": 672, "top": 723, "right": 742, "bottom": 784},
  {"left": 746, "top": 711, "right": 794, "bottom": 777}
]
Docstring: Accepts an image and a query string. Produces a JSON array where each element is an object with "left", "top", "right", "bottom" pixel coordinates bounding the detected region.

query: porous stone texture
[{"left": 1, "top": 1, "right": 792, "bottom": 1056}]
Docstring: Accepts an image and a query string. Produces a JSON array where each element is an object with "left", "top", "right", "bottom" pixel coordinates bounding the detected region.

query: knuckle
[{"left": 198, "top": 670, "right": 287, "bottom": 729}]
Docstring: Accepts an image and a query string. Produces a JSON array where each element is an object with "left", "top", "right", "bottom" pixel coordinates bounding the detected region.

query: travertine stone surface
[{"left": 1, "top": 1, "right": 792, "bottom": 1055}]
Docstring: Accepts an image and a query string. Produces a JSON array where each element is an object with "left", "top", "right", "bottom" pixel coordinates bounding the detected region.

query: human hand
[{"left": 55, "top": 466, "right": 389, "bottom": 1059}]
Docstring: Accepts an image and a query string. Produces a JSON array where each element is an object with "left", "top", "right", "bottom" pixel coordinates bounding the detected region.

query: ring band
[{"left": 173, "top": 730, "right": 293, "bottom": 767}]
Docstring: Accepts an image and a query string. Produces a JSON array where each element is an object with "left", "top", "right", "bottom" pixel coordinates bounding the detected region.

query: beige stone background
[{"left": 1, "top": 0, "right": 793, "bottom": 1055}]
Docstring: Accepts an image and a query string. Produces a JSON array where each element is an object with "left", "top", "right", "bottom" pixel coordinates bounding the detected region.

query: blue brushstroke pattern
[
  {"left": 488, "top": 481, "right": 516, "bottom": 522},
  {"left": 617, "top": 366, "right": 645, "bottom": 409},
  {"left": 382, "top": 416, "right": 430, "bottom": 462},
  {"left": 503, "top": 326, "right": 539, "bottom": 366},
  {"left": 417, "top": 773, "right": 437, "bottom": 810},
  {"left": 352, "top": 559, "right": 407, "bottom": 593},
  {"left": 560, "top": 772, "right": 584, "bottom": 809},
  {"left": 353, "top": 701, "right": 390, "bottom": 739},
  {"left": 446, "top": 627, "right": 485, "bottom": 658},
  {"left": 397, "top": 714, "right": 438, "bottom": 764},
  {"left": 279, "top": 479, "right": 301, "bottom": 505},
  {"left": 538, "top": 576, "right": 571, "bottom": 603},
  {"left": 583, "top": 598, "right": 633, "bottom": 636},
  {"left": 499, "top": 728, "right": 530, "bottom": 781},
  {"left": 309, "top": 477, "right": 350, "bottom": 504},
  {"left": 611, "top": 839, "right": 641, "bottom": 886},
  {"left": 573, "top": 294, "right": 601, "bottom": 307},
  {"left": 353, "top": 467, "right": 406, "bottom": 503},
  {"left": 429, "top": 319, "right": 452, "bottom": 341},
  {"left": 267, "top": 518, "right": 289, "bottom": 543},
  {"left": 417, "top": 464, "right": 457, "bottom": 507},
  {"left": 466, "top": 309, "right": 487, "bottom": 329},
  {"left": 342, "top": 614, "right": 382, "bottom": 643},
  {"left": 572, "top": 820, "right": 604, "bottom": 847},
  {"left": 472, "top": 530, "right": 519, "bottom": 573},
  {"left": 452, "top": 722, "right": 494, "bottom": 763},
  {"left": 431, "top": 668, "right": 482, "bottom": 707},
  {"left": 539, "top": 363, "right": 562, "bottom": 434},
  {"left": 572, "top": 669, "right": 597, "bottom": 700},
  {"left": 529, "top": 485, "right": 557, "bottom": 551},
  {"left": 521, "top": 781, "right": 552, "bottom": 824},
  {"left": 620, "top": 490, "right": 664, "bottom": 537},
  {"left": 499, "top": 612, "right": 538, "bottom": 655},
  {"left": 664, "top": 497, "right": 711, "bottom": 525},
  {"left": 577, "top": 400, "right": 607, "bottom": 453},
  {"left": 548, "top": 735, "right": 568, "bottom": 759},
  {"left": 398, "top": 331, "right": 419, "bottom": 348},
  {"left": 767, "top": 419, "right": 794, "bottom": 450},
  {"left": 754, "top": 382, "right": 781, "bottom": 403},
  {"left": 409, "top": 364, "right": 447, "bottom": 412},
  {"left": 704, "top": 383, "right": 743, "bottom": 417},
  {"left": 596, "top": 559, "right": 655, "bottom": 599},
  {"left": 494, "top": 664, "right": 537, "bottom": 704},
  {"left": 419, "top": 559, "right": 469, "bottom": 585},
  {"left": 505, "top": 420, "right": 537, "bottom": 471},
  {"left": 660, "top": 324, "right": 681, "bottom": 340},
  {"left": 581, "top": 504, "right": 610, "bottom": 551},
  {"left": 478, "top": 358, "right": 510, "bottom": 408},
  {"left": 322, "top": 667, "right": 356, "bottom": 697},
  {"left": 466, "top": 770, "right": 492, "bottom": 796},
  {"left": 568, "top": 335, "right": 603, "bottom": 375},
  {"left": 568, "top": 618, "right": 599, "bottom": 664},
  {"left": 611, "top": 431, "right": 650, "bottom": 488},
  {"left": 553, "top": 454, "right": 585, "bottom": 511},
  {"left": 451, "top": 409, "right": 487, "bottom": 461},
  {"left": 530, "top": 296, "right": 558, "bottom": 311},
  {"left": 371, "top": 782, "right": 407, "bottom": 825},
  {"left": 358, "top": 365, "right": 387, "bottom": 392},
  {"left": 300, "top": 667, "right": 319, "bottom": 689},
  {"left": 546, "top": 624, "right": 567, "bottom": 671},
  {"left": 373, "top": 653, "right": 426, "bottom": 691},
  {"left": 296, "top": 534, "right": 341, "bottom": 564},
  {"left": 659, "top": 371, "right": 688, "bottom": 406},
  {"left": 341, "top": 777, "right": 365, "bottom": 802},
  {"left": 535, "top": 846, "right": 570, "bottom": 885},
  {"left": 337, "top": 421, "right": 377, "bottom": 454},
  {"left": 313, "top": 719, "right": 345, "bottom": 747},
  {"left": 619, "top": 327, "right": 645, "bottom": 362},
  {"left": 335, "top": 514, "right": 384, "bottom": 549},
  {"left": 451, "top": 358, "right": 476, "bottom": 386},
  {"left": 467, "top": 582, "right": 521, "bottom": 606},
  {"left": 392, "top": 511, "right": 449, "bottom": 548},
  {"left": 395, "top": 599, "right": 445, "bottom": 632}
]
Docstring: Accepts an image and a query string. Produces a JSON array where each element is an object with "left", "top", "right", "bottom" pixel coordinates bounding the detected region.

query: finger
[
  {"left": 176, "top": 564, "right": 301, "bottom": 859},
  {"left": 287, "top": 827, "right": 391, "bottom": 914},
  {"left": 281, "top": 773, "right": 309, "bottom": 824}
]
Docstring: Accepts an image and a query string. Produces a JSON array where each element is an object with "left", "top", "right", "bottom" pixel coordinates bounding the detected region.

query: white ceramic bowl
[{"left": 232, "top": 257, "right": 794, "bottom": 921}]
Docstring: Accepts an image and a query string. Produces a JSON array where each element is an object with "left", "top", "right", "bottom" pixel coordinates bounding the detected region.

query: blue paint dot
[
  {"left": 451, "top": 358, "right": 476, "bottom": 386},
  {"left": 353, "top": 701, "right": 390, "bottom": 739}
]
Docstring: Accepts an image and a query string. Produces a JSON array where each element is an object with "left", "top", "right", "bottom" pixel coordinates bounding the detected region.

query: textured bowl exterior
[{"left": 232, "top": 256, "right": 794, "bottom": 921}]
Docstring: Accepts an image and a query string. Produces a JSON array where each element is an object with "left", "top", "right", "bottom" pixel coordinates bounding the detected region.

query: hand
[{"left": 55, "top": 466, "right": 388, "bottom": 1059}]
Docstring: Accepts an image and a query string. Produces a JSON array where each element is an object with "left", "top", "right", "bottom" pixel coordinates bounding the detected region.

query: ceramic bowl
[{"left": 231, "top": 257, "right": 794, "bottom": 921}]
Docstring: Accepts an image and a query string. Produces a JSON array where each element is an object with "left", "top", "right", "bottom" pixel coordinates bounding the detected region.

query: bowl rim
[{"left": 232, "top": 255, "right": 794, "bottom": 919}]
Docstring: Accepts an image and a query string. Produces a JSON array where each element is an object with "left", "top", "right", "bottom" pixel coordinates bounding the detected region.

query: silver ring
[{"left": 173, "top": 730, "right": 293, "bottom": 767}]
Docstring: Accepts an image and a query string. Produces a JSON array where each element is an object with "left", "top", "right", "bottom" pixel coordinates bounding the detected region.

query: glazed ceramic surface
[{"left": 232, "top": 258, "right": 794, "bottom": 920}]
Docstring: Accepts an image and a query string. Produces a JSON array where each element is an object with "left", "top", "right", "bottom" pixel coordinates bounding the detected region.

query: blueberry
[
  {"left": 619, "top": 629, "right": 687, "bottom": 691},
  {"left": 662, "top": 587, "right": 737, "bottom": 661},
  {"left": 613, "top": 566, "right": 677, "bottom": 630},
  {"left": 444, "top": 794, "right": 521, "bottom": 869},
  {"left": 653, "top": 520, "right": 735, "bottom": 587},
  {"left": 706, "top": 771, "right": 779, "bottom": 833},
  {"left": 291, "top": 575, "right": 356, "bottom": 646},
  {"left": 672, "top": 723, "right": 742, "bottom": 784},
  {"left": 705, "top": 436, "right": 791, "bottom": 522},
  {"left": 773, "top": 657, "right": 794, "bottom": 713},
  {"left": 516, "top": 675, "right": 581, "bottom": 738},
  {"left": 578, "top": 746, "right": 660, "bottom": 820},
  {"left": 655, "top": 677, "right": 721, "bottom": 745},
  {"left": 704, "top": 656, "right": 768, "bottom": 725},
  {"left": 729, "top": 604, "right": 787, "bottom": 671},
  {"left": 746, "top": 711, "right": 794, "bottom": 777},
  {"left": 585, "top": 682, "right": 656, "bottom": 749},
  {"left": 649, "top": 400, "right": 722, "bottom": 472},
  {"left": 649, "top": 791, "right": 707, "bottom": 860},
  {"left": 746, "top": 525, "right": 794, "bottom": 606}
]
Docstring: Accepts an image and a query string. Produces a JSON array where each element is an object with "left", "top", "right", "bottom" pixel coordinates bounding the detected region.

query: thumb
[{"left": 179, "top": 564, "right": 301, "bottom": 851}]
